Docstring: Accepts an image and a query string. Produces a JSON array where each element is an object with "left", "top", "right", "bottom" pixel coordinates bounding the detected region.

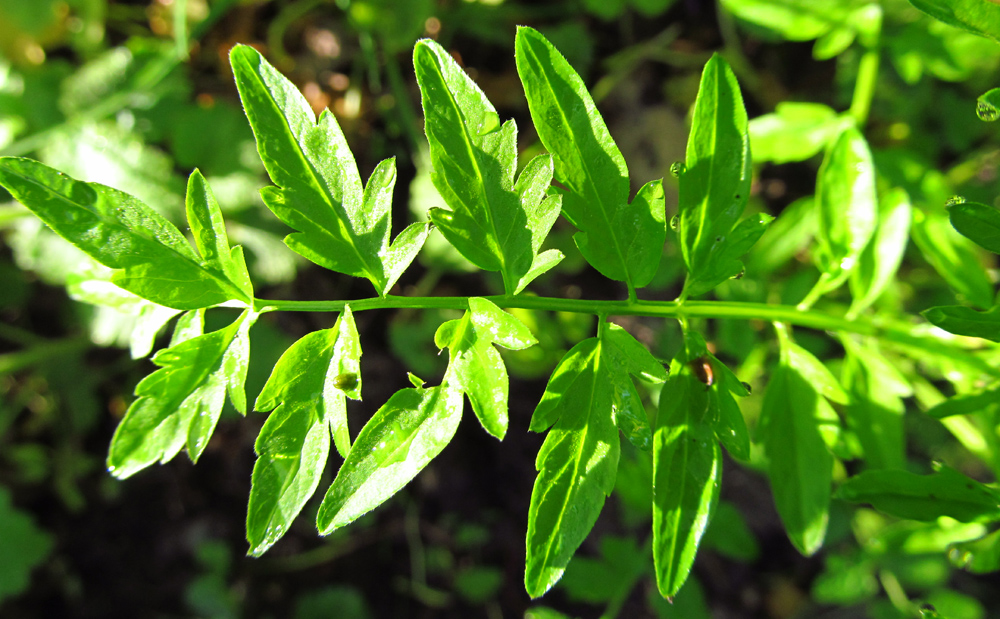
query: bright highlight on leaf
[
  {"left": 414, "top": 40, "right": 564, "bottom": 296},
  {"left": 230, "top": 44, "right": 430, "bottom": 297}
]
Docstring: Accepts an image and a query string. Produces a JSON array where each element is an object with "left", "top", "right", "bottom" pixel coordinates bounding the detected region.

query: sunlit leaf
[
  {"left": 909, "top": 0, "right": 1000, "bottom": 44},
  {"left": 849, "top": 188, "right": 912, "bottom": 315},
  {"left": 923, "top": 304, "right": 1000, "bottom": 342},
  {"left": 948, "top": 200, "right": 1000, "bottom": 255}
]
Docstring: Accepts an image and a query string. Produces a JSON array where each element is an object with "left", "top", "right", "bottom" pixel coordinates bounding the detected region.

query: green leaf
[
  {"left": 760, "top": 337, "right": 841, "bottom": 555},
  {"left": 835, "top": 466, "right": 1000, "bottom": 522},
  {"left": 677, "top": 54, "right": 754, "bottom": 298},
  {"left": 977, "top": 87, "right": 1000, "bottom": 121},
  {"left": 185, "top": 170, "right": 254, "bottom": 302},
  {"left": 600, "top": 322, "right": 668, "bottom": 451},
  {"left": 926, "top": 387, "right": 1000, "bottom": 419},
  {"left": 525, "top": 338, "right": 619, "bottom": 598},
  {"left": 745, "top": 196, "right": 816, "bottom": 275},
  {"left": 515, "top": 26, "right": 665, "bottom": 291},
  {"left": 911, "top": 209, "right": 995, "bottom": 309},
  {"left": 842, "top": 339, "right": 910, "bottom": 470},
  {"left": 948, "top": 200, "right": 1000, "bottom": 254},
  {"left": 435, "top": 297, "right": 537, "bottom": 439},
  {"left": 720, "top": 0, "right": 861, "bottom": 41},
  {"left": 849, "top": 188, "right": 912, "bottom": 316},
  {"left": 246, "top": 307, "right": 362, "bottom": 556},
  {"left": 923, "top": 304, "right": 1000, "bottom": 342},
  {"left": 652, "top": 345, "right": 722, "bottom": 598},
  {"left": 707, "top": 353, "right": 752, "bottom": 461},
  {"left": 702, "top": 501, "right": 760, "bottom": 562},
  {"left": 909, "top": 0, "right": 1000, "bottom": 44},
  {"left": 559, "top": 536, "right": 648, "bottom": 604},
  {"left": 813, "top": 127, "right": 878, "bottom": 295},
  {"left": 230, "top": 44, "right": 429, "bottom": 297},
  {"left": 106, "top": 310, "right": 255, "bottom": 479},
  {"left": 949, "top": 529, "right": 1000, "bottom": 573},
  {"left": 0, "top": 158, "right": 252, "bottom": 309},
  {"left": 0, "top": 485, "right": 53, "bottom": 603},
  {"left": 316, "top": 384, "right": 463, "bottom": 534},
  {"left": 413, "top": 39, "right": 564, "bottom": 295},
  {"left": 748, "top": 103, "right": 848, "bottom": 164}
]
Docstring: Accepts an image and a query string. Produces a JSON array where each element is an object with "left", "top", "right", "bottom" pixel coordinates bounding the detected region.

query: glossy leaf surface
[
  {"left": 435, "top": 297, "right": 537, "bottom": 439},
  {"left": 677, "top": 54, "right": 755, "bottom": 297},
  {"left": 910, "top": 0, "right": 1000, "bottom": 44},
  {"left": 0, "top": 158, "right": 252, "bottom": 309},
  {"left": 948, "top": 200, "right": 1000, "bottom": 255},
  {"left": 414, "top": 39, "right": 564, "bottom": 295},
  {"left": 749, "top": 103, "right": 847, "bottom": 164},
  {"left": 515, "top": 26, "right": 665, "bottom": 289},
  {"left": 836, "top": 466, "right": 1000, "bottom": 522},
  {"left": 316, "top": 384, "right": 463, "bottom": 534},
  {"left": 230, "top": 44, "right": 429, "bottom": 297},
  {"left": 107, "top": 310, "right": 254, "bottom": 479}
]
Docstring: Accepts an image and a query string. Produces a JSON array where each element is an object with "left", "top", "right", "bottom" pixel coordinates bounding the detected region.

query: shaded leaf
[
  {"left": 911, "top": 209, "right": 994, "bottom": 309},
  {"left": 836, "top": 466, "right": 1000, "bottom": 522},
  {"left": 949, "top": 529, "right": 1000, "bottom": 573},
  {"left": 948, "top": 200, "right": 1000, "bottom": 254},
  {"left": 842, "top": 339, "right": 909, "bottom": 470},
  {"left": 849, "top": 188, "right": 911, "bottom": 315},
  {"left": 0, "top": 486, "right": 53, "bottom": 603}
]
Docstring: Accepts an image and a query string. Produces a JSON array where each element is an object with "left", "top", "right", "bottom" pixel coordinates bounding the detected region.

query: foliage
[{"left": 5, "top": 0, "right": 1000, "bottom": 617}]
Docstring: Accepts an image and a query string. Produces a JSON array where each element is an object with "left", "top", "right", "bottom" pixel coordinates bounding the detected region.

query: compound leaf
[
  {"left": 230, "top": 44, "right": 429, "bottom": 297},
  {"left": 107, "top": 310, "right": 255, "bottom": 479},
  {"left": 836, "top": 466, "right": 1000, "bottom": 522},
  {"left": 414, "top": 39, "right": 564, "bottom": 295},
  {"left": 515, "top": 26, "right": 665, "bottom": 290},
  {"left": 601, "top": 322, "right": 668, "bottom": 451},
  {"left": 316, "top": 384, "right": 463, "bottom": 534},
  {"left": 525, "top": 338, "right": 619, "bottom": 598},
  {"left": 435, "top": 297, "right": 537, "bottom": 439},
  {"left": 0, "top": 157, "right": 252, "bottom": 309}
]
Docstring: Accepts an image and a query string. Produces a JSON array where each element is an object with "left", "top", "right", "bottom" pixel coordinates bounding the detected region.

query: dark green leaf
[
  {"left": 559, "top": 536, "right": 647, "bottom": 604},
  {"left": 813, "top": 127, "right": 878, "bottom": 294},
  {"left": 835, "top": 466, "right": 1000, "bottom": 522},
  {"left": 515, "top": 26, "right": 665, "bottom": 290},
  {"left": 911, "top": 210, "right": 994, "bottom": 309},
  {"left": 677, "top": 54, "right": 753, "bottom": 298},
  {"left": 948, "top": 200, "right": 1000, "bottom": 254},
  {"left": 707, "top": 352, "right": 751, "bottom": 461},
  {"left": 316, "top": 385, "right": 463, "bottom": 533},
  {"left": 749, "top": 103, "right": 848, "bottom": 164},
  {"left": 435, "top": 298, "right": 536, "bottom": 439},
  {"left": 414, "top": 40, "right": 564, "bottom": 295},
  {"left": 107, "top": 310, "right": 255, "bottom": 479},
  {"left": 702, "top": 501, "right": 759, "bottom": 562},
  {"left": 0, "top": 158, "right": 251, "bottom": 309},
  {"left": 909, "top": 0, "right": 1000, "bottom": 44},
  {"left": 923, "top": 304, "right": 1000, "bottom": 342},
  {"left": 849, "top": 188, "right": 911, "bottom": 315},
  {"left": 525, "top": 338, "right": 618, "bottom": 598},
  {"left": 842, "top": 339, "right": 909, "bottom": 470},
  {"left": 652, "top": 346, "right": 722, "bottom": 598},
  {"left": 230, "top": 45, "right": 429, "bottom": 297},
  {"left": 0, "top": 486, "right": 53, "bottom": 603},
  {"left": 949, "top": 529, "right": 1000, "bottom": 573},
  {"left": 760, "top": 338, "right": 841, "bottom": 555}
]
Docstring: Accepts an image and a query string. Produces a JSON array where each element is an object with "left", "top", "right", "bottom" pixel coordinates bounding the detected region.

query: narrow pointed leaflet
[
  {"left": 525, "top": 321, "right": 666, "bottom": 598},
  {"left": 316, "top": 383, "right": 463, "bottom": 534},
  {"left": 230, "top": 44, "right": 429, "bottom": 297},
  {"left": 414, "top": 40, "right": 564, "bottom": 295},
  {"left": 515, "top": 26, "right": 665, "bottom": 293},
  {"left": 653, "top": 333, "right": 723, "bottom": 599},
  {"left": 677, "top": 54, "right": 765, "bottom": 298},
  {"left": 435, "top": 298, "right": 537, "bottom": 439},
  {"left": 246, "top": 307, "right": 362, "bottom": 556},
  {"left": 107, "top": 309, "right": 255, "bottom": 479},
  {"left": 0, "top": 159, "right": 254, "bottom": 310}
]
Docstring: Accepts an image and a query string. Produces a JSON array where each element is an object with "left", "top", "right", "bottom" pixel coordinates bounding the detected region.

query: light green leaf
[
  {"left": 745, "top": 196, "right": 817, "bottom": 275},
  {"left": 926, "top": 387, "right": 1000, "bottom": 419},
  {"left": 785, "top": 342, "right": 849, "bottom": 405},
  {"left": 923, "top": 304, "right": 1000, "bottom": 342},
  {"left": 835, "top": 466, "right": 1000, "bottom": 522},
  {"left": 652, "top": 342, "right": 722, "bottom": 598},
  {"left": 760, "top": 336, "right": 841, "bottom": 555},
  {"left": 749, "top": 103, "right": 848, "bottom": 164},
  {"left": 515, "top": 26, "right": 665, "bottom": 290},
  {"left": 813, "top": 127, "right": 878, "bottom": 295},
  {"left": 911, "top": 209, "right": 994, "bottom": 309},
  {"left": 977, "top": 87, "right": 1000, "bottom": 121},
  {"left": 707, "top": 352, "right": 752, "bottom": 461},
  {"left": 185, "top": 170, "right": 254, "bottom": 302},
  {"left": 435, "top": 297, "right": 536, "bottom": 439},
  {"left": 849, "top": 188, "right": 912, "bottom": 316},
  {"left": 909, "top": 0, "right": 1000, "bottom": 44},
  {"left": 525, "top": 338, "right": 619, "bottom": 598},
  {"left": 842, "top": 339, "right": 909, "bottom": 470},
  {"left": 316, "top": 384, "right": 463, "bottom": 534},
  {"left": 600, "top": 322, "right": 668, "bottom": 451},
  {"left": 106, "top": 310, "right": 255, "bottom": 479},
  {"left": 949, "top": 529, "right": 1000, "bottom": 573},
  {"left": 414, "top": 39, "right": 564, "bottom": 295},
  {"left": 677, "top": 54, "right": 755, "bottom": 298},
  {"left": 720, "top": 0, "right": 862, "bottom": 41},
  {"left": 948, "top": 200, "right": 1000, "bottom": 255},
  {"left": 230, "top": 44, "right": 429, "bottom": 297},
  {"left": 0, "top": 157, "right": 251, "bottom": 309}
]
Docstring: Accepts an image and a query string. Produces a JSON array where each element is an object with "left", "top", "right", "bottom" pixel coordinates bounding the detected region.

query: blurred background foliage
[{"left": 1, "top": 0, "right": 1000, "bottom": 617}]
